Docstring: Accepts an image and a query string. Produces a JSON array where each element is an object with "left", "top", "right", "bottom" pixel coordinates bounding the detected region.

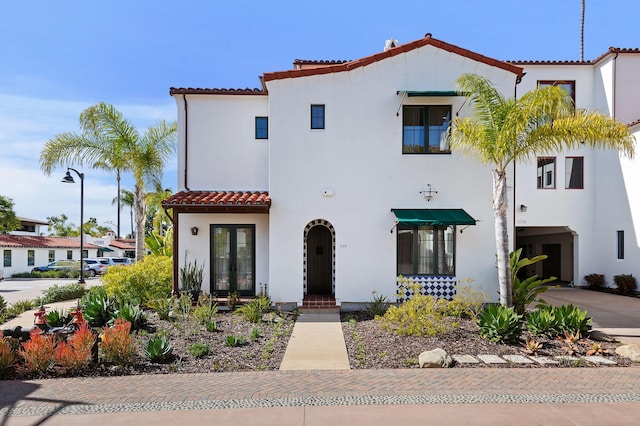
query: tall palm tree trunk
[
  {"left": 134, "top": 182, "right": 147, "bottom": 260},
  {"left": 493, "top": 168, "right": 512, "bottom": 306}
]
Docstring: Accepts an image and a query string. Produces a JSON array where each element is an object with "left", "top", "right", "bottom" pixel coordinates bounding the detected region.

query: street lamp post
[{"left": 62, "top": 168, "right": 85, "bottom": 284}]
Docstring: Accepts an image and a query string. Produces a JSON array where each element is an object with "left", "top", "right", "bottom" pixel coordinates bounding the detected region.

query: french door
[{"left": 211, "top": 225, "right": 255, "bottom": 296}]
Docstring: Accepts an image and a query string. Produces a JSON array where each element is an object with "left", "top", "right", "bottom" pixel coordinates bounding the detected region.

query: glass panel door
[{"left": 211, "top": 225, "right": 255, "bottom": 295}]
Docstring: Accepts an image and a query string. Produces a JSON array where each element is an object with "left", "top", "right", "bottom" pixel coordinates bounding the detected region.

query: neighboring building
[
  {"left": 163, "top": 35, "right": 639, "bottom": 307},
  {"left": 0, "top": 235, "right": 103, "bottom": 276},
  {"left": 10, "top": 217, "right": 49, "bottom": 236},
  {"left": 85, "top": 233, "right": 136, "bottom": 259}
]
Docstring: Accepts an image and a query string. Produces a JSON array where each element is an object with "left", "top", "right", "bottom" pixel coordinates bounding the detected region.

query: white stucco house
[{"left": 162, "top": 34, "right": 639, "bottom": 308}]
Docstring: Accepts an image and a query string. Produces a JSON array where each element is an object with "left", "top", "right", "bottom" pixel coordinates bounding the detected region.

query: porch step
[{"left": 300, "top": 295, "right": 338, "bottom": 313}]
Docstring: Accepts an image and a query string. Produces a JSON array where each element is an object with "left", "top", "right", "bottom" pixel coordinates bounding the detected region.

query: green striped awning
[
  {"left": 397, "top": 90, "right": 463, "bottom": 97},
  {"left": 391, "top": 209, "right": 476, "bottom": 226}
]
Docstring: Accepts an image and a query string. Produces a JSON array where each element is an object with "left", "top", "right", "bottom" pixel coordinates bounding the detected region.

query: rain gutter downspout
[
  {"left": 612, "top": 52, "right": 618, "bottom": 119},
  {"left": 183, "top": 94, "right": 190, "bottom": 191},
  {"left": 513, "top": 72, "right": 526, "bottom": 251}
]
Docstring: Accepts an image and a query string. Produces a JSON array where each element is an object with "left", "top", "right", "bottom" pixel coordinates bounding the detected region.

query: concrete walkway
[{"left": 279, "top": 313, "right": 350, "bottom": 370}]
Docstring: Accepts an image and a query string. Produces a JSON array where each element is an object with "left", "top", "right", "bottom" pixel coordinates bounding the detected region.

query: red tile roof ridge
[
  {"left": 162, "top": 190, "right": 271, "bottom": 207},
  {"left": 0, "top": 234, "right": 102, "bottom": 248},
  {"left": 169, "top": 87, "right": 266, "bottom": 95},
  {"left": 628, "top": 118, "right": 640, "bottom": 128},
  {"left": 263, "top": 35, "right": 524, "bottom": 82},
  {"left": 293, "top": 59, "right": 350, "bottom": 65}
]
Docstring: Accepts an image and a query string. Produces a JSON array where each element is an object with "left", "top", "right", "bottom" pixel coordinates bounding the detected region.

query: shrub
[
  {"left": 41, "top": 283, "right": 86, "bottom": 304},
  {"left": 235, "top": 296, "right": 271, "bottom": 323},
  {"left": 17, "top": 328, "right": 56, "bottom": 374},
  {"left": 553, "top": 304, "right": 591, "bottom": 337},
  {"left": 365, "top": 291, "right": 389, "bottom": 318},
  {"left": 584, "top": 274, "right": 604, "bottom": 288},
  {"left": 188, "top": 342, "right": 210, "bottom": 358},
  {"left": 102, "top": 255, "right": 172, "bottom": 304},
  {"left": 143, "top": 334, "right": 174, "bottom": 363},
  {"left": 0, "top": 331, "right": 16, "bottom": 376},
  {"left": 147, "top": 297, "right": 175, "bottom": 321},
  {"left": 81, "top": 286, "right": 115, "bottom": 327},
  {"left": 0, "top": 295, "right": 7, "bottom": 313},
  {"left": 224, "top": 335, "right": 246, "bottom": 347},
  {"left": 380, "top": 294, "right": 455, "bottom": 337},
  {"left": 205, "top": 320, "right": 217, "bottom": 332},
  {"left": 613, "top": 274, "right": 637, "bottom": 295},
  {"left": 477, "top": 304, "right": 522, "bottom": 344},
  {"left": 192, "top": 297, "right": 218, "bottom": 325},
  {"left": 7, "top": 299, "right": 36, "bottom": 317},
  {"left": 100, "top": 318, "right": 137, "bottom": 366},
  {"left": 441, "top": 283, "right": 487, "bottom": 321},
  {"left": 525, "top": 306, "right": 559, "bottom": 337},
  {"left": 54, "top": 323, "right": 95, "bottom": 372},
  {"left": 510, "top": 249, "right": 555, "bottom": 315}
]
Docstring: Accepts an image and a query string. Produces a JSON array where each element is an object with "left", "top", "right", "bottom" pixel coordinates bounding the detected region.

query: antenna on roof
[{"left": 580, "top": 0, "right": 585, "bottom": 61}]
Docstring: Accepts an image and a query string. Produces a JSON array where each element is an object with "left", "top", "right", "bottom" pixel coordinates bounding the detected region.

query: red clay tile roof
[
  {"left": 263, "top": 34, "right": 524, "bottom": 82},
  {"left": 169, "top": 87, "right": 266, "bottom": 95},
  {"left": 109, "top": 239, "right": 136, "bottom": 250},
  {"left": 162, "top": 191, "right": 271, "bottom": 208},
  {"left": 0, "top": 235, "right": 102, "bottom": 249},
  {"left": 511, "top": 47, "right": 640, "bottom": 66}
]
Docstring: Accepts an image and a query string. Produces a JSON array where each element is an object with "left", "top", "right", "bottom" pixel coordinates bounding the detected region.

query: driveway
[{"left": 542, "top": 286, "right": 640, "bottom": 345}]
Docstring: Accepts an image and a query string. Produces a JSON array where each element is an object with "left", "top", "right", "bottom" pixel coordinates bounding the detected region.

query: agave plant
[
  {"left": 81, "top": 287, "right": 115, "bottom": 327},
  {"left": 143, "top": 334, "right": 174, "bottom": 363},
  {"left": 477, "top": 304, "right": 523, "bottom": 344}
]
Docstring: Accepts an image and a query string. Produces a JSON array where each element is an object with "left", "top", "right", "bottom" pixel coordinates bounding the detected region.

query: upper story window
[
  {"left": 311, "top": 104, "right": 325, "bottom": 129},
  {"left": 402, "top": 105, "right": 451, "bottom": 154},
  {"left": 537, "top": 157, "right": 556, "bottom": 189},
  {"left": 538, "top": 80, "right": 575, "bottom": 104},
  {"left": 255, "top": 117, "right": 268, "bottom": 139},
  {"left": 397, "top": 225, "right": 455, "bottom": 276},
  {"left": 565, "top": 157, "right": 584, "bottom": 189}
]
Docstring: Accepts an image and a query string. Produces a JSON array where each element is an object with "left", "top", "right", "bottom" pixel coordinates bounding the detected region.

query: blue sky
[{"left": 1, "top": 0, "right": 638, "bottom": 234}]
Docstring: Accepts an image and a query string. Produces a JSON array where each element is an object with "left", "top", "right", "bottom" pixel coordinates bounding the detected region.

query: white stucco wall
[
  {"left": 176, "top": 213, "right": 269, "bottom": 295},
  {"left": 265, "top": 45, "right": 519, "bottom": 304},
  {"left": 173, "top": 94, "right": 269, "bottom": 191},
  {"left": 514, "top": 56, "right": 640, "bottom": 287},
  {"left": 1, "top": 247, "right": 99, "bottom": 276}
]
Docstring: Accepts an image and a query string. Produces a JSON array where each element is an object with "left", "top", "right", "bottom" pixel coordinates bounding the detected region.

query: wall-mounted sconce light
[
  {"left": 520, "top": 204, "right": 528, "bottom": 212},
  {"left": 419, "top": 184, "right": 438, "bottom": 202},
  {"left": 191, "top": 226, "right": 199, "bottom": 236}
]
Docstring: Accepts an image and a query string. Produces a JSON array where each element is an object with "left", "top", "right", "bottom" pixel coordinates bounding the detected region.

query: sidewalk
[{"left": 1, "top": 287, "right": 640, "bottom": 423}]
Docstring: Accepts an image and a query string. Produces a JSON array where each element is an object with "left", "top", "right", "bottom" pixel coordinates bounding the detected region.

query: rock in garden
[
  {"left": 588, "top": 330, "right": 618, "bottom": 342},
  {"left": 616, "top": 344, "right": 640, "bottom": 362},
  {"left": 419, "top": 348, "right": 453, "bottom": 368}
]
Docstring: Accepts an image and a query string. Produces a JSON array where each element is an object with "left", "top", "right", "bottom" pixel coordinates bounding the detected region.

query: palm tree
[
  {"left": 40, "top": 102, "right": 176, "bottom": 260},
  {"left": 450, "top": 73, "right": 634, "bottom": 307},
  {"left": 112, "top": 189, "right": 135, "bottom": 238}
]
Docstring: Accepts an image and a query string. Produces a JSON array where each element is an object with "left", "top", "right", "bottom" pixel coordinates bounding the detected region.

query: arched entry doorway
[{"left": 304, "top": 220, "right": 335, "bottom": 296}]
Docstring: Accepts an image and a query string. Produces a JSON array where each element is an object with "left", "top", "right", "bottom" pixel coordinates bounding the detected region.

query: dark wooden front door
[{"left": 307, "top": 225, "right": 332, "bottom": 295}]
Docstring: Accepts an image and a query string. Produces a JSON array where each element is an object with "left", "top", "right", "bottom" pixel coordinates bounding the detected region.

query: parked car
[
  {"left": 32, "top": 260, "right": 77, "bottom": 273},
  {"left": 82, "top": 258, "right": 110, "bottom": 277},
  {"left": 98, "top": 257, "right": 133, "bottom": 268}
]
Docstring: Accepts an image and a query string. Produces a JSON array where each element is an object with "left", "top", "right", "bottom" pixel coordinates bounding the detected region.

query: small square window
[
  {"left": 255, "top": 117, "right": 268, "bottom": 139},
  {"left": 538, "top": 80, "right": 576, "bottom": 104},
  {"left": 311, "top": 104, "right": 325, "bottom": 129},
  {"left": 537, "top": 157, "right": 556, "bottom": 189},
  {"left": 402, "top": 105, "right": 451, "bottom": 154}
]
